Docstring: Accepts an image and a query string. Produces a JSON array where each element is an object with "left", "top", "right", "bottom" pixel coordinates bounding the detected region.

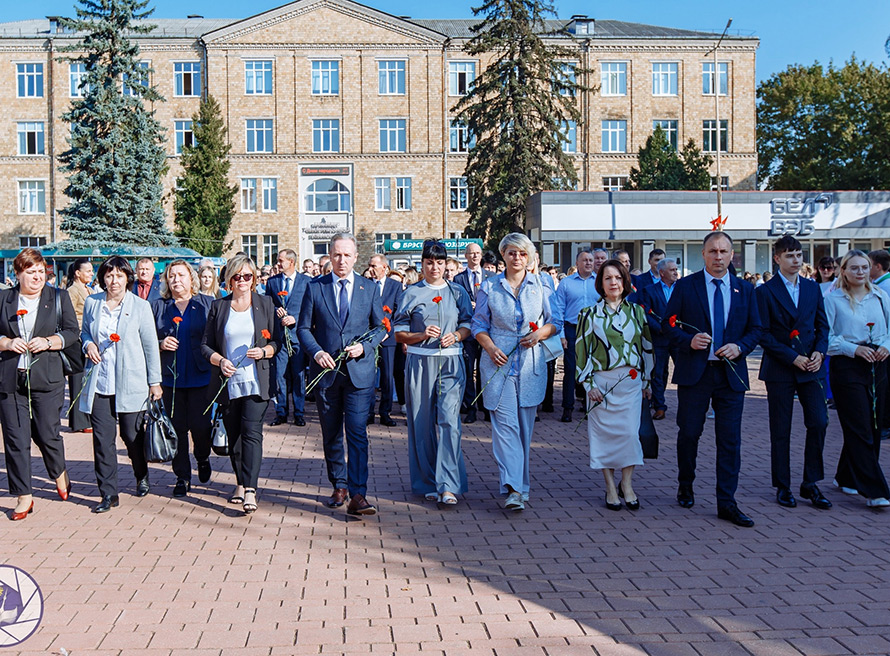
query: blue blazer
[
  {"left": 663, "top": 270, "right": 762, "bottom": 392},
  {"left": 297, "top": 273, "right": 385, "bottom": 389},
  {"left": 629, "top": 282, "right": 672, "bottom": 348},
  {"left": 633, "top": 270, "right": 659, "bottom": 291},
  {"left": 151, "top": 294, "right": 213, "bottom": 386},
  {"left": 454, "top": 268, "right": 493, "bottom": 343},
  {"left": 265, "top": 272, "right": 310, "bottom": 344},
  {"left": 756, "top": 275, "right": 828, "bottom": 383},
  {"left": 372, "top": 276, "right": 402, "bottom": 349}
]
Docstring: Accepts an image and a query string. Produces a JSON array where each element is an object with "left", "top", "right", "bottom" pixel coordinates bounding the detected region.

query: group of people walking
[{"left": 1, "top": 229, "right": 888, "bottom": 525}]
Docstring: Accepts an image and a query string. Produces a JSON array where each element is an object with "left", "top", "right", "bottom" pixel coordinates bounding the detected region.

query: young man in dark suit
[
  {"left": 366, "top": 254, "right": 402, "bottom": 426},
  {"left": 663, "top": 232, "right": 762, "bottom": 527},
  {"left": 297, "top": 233, "right": 386, "bottom": 516},
  {"left": 453, "top": 242, "right": 493, "bottom": 423},
  {"left": 756, "top": 235, "right": 831, "bottom": 509},
  {"left": 266, "top": 249, "right": 310, "bottom": 427},
  {"left": 633, "top": 248, "right": 666, "bottom": 291}
]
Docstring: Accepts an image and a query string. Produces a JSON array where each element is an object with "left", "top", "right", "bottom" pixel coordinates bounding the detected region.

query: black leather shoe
[
  {"left": 776, "top": 487, "right": 797, "bottom": 508},
  {"left": 625, "top": 497, "right": 641, "bottom": 511},
  {"left": 464, "top": 409, "right": 477, "bottom": 424},
  {"left": 560, "top": 409, "right": 572, "bottom": 423},
  {"left": 677, "top": 485, "right": 694, "bottom": 508},
  {"left": 380, "top": 416, "right": 397, "bottom": 427},
  {"left": 173, "top": 479, "right": 190, "bottom": 497},
  {"left": 269, "top": 416, "right": 287, "bottom": 427},
  {"left": 717, "top": 505, "right": 755, "bottom": 527},
  {"left": 483, "top": 410, "right": 491, "bottom": 422},
  {"left": 93, "top": 495, "right": 119, "bottom": 513},
  {"left": 800, "top": 484, "right": 832, "bottom": 510},
  {"left": 605, "top": 494, "right": 622, "bottom": 511},
  {"left": 135, "top": 477, "right": 150, "bottom": 497},
  {"left": 197, "top": 459, "right": 212, "bottom": 484},
  {"left": 294, "top": 417, "right": 306, "bottom": 427}
]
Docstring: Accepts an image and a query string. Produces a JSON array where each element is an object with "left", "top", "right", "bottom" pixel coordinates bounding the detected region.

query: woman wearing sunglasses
[{"left": 202, "top": 254, "right": 277, "bottom": 514}]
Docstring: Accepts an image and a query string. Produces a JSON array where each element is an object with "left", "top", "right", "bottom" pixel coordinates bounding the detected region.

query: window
[
  {"left": 397, "top": 232, "right": 412, "bottom": 240},
  {"left": 19, "top": 236, "right": 47, "bottom": 248},
  {"left": 601, "top": 62, "right": 627, "bottom": 96},
  {"left": 69, "top": 63, "right": 88, "bottom": 97},
  {"left": 18, "top": 180, "right": 45, "bottom": 214},
  {"left": 449, "top": 177, "right": 468, "bottom": 210},
  {"left": 602, "top": 176, "right": 628, "bottom": 192},
  {"left": 375, "top": 233, "right": 392, "bottom": 252},
  {"left": 174, "top": 120, "right": 194, "bottom": 154},
  {"left": 379, "top": 119, "right": 406, "bottom": 153},
  {"left": 246, "top": 119, "right": 274, "bottom": 153},
  {"left": 262, "top": 234, "right": 278, "bottom": 264},
  {"left": 305, "top": 179, "right": 351, "bottom": 213},
  {"left": 375, "top": 178, "right": 391, "bottom": 211},
  {"left": 245, "top": 60, "right": 273, "bottom": 95},
  {"left": 449, "top": 61, "right": 475, "bottom": 96},
  {"left": 396, "top": 177, "right": 412, "bottom": 211},
  {"left": 174, "top": 62, "right": 201, "bottom": 97},
  {"left": 556, "top": 62, "right": 576, "bottom": 96},
  {"left": 703, "top": 62, "right": 728, "bottom": 96},
  {"left": 16, "top": 63, "right": 43, "bottom": 98},
  {"left": 312, "top": 119, "right": 340, "bottom": 153},
  {"left": 17, "top": 122, "right": 45, "bottom": 155},
  {"left": 241, "top": 234, "right": 258, "bottom": 262},
  {"left": 449, "top": 119, "right": 474, "bottom": 153},
  {"left": 311, "top": 60, "right": 339, "bottom": 95},
  {"left": 710, "top": 176, "right": 729, "bottom": 191},
  {"left": 262, "top": 178, "right": 277, "bottom": 212},
  {"left": 652, "top": 62, "right": 678, "bottom": 96},
  {"left": 561, "top": 120, "right": 577, "bottom": 153},
  {"left": 703, "top": 119, "right": 728, "bottom": 152},
  {"left": 601, "top": 120, "right": 626, "bottom": 153},
  {"left": 123, "top": 61, "right": 149, "bottom": 96},
  {"left": 653, "top": 119, "right": 678, "bottom": 150},
  {"left": 241, "top": 178, "right": 257, "bottom": 212},
  {"left": 378, "top": 60, "right": 405, "bottom": 95}
]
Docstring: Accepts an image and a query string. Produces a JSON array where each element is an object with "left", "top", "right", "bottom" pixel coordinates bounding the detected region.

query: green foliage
[
  {"left": 757, "top": 58, "right": 890, "bottom": 190},
  {"left": 57, "top": 0, "right": 172, "bottom": 249},
  {"left": 626, "top": 127, "right": 713, "bottom": 191},
  {"left": 174, "top": 95, "right": 237, "bottom": 257},
  {"left": 454, "top": 0, "right": 586, "bottom": 245},
  {"left": 679, "top": 139, "right": 713, "bottom": 191}
]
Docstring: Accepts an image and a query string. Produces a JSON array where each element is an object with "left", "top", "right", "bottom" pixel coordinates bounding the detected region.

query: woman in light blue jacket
[
  {"left": 472, "top": 234, "right": 560, "bottom": 511},
  {"left": 80, "top": 257, "right": 162, "bottom": 513}
]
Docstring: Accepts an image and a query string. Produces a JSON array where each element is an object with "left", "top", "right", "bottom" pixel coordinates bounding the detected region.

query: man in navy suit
[
  {"left": 266, "top": 249, "right": 310, "bottom": 427},
  {"left": 664, "top": 232, "right": 762, "bottom": 527},
  {"left": 298, "top": 233, "right": 386, "bottom": 516},
  {"left": 630, "top": 257, "right": 679, "bottom": 420},
  {"left": 756, "top": 235, "right": 831, "bottom": 510},
  {"left": 366, "top": 254, "right": 402, "bottom": 426},
  {"left": 453, "top": 242, "right": 493, "bottom": 423},
  {"left": 633, "top": 248, "right": 666, "bottom": 291}
]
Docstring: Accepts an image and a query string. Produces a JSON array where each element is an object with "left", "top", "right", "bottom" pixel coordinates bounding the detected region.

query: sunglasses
[
  {"left": 232, "top": 273, "right": 254, "bottom": 282},
  {"left": 819, "top": 265, "right": 835, "bottom": 270}
]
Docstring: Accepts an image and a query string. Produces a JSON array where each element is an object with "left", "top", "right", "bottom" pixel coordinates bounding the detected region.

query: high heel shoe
[
  {"left": 57, "top": 477, "right": 72, "bottom": 501},
  {"left": 11, "top": 501, "right": 34, "bottom": 521},
  {"left": 243, "top": 488, "right": 257, "bottom": 514},
  {"left": 625, "top": 497, "right": 641, "bottom": 511},
  {"left": 605, "top": 494, "right": 622, "bottom": 511}
]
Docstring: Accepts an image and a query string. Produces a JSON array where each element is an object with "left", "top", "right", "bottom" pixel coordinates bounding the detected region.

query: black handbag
[
  {"left": 210, "top": 404, "right": 230, "bottom": 456},
  {"left": 638, "top": 397, "right": 659, "bottom": 459},
  {"left": 54, "top": 289, "right": 85, "bottom": 376},
  {"left": 143, "top": 398, "right": 179, "bottom": 463}
]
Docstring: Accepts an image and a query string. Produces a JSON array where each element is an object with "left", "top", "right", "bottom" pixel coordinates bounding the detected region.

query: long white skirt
[{"left": 587, "top": 366, "right": 644, "bottom": 470}]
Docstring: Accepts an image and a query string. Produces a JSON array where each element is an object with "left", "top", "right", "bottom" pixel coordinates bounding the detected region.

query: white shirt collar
[
  {"left": 704, "top": 269, "right": 730, "bottom": 286},
  {"left": 334, "top": 271, "right": 354, "bottom": 286}
]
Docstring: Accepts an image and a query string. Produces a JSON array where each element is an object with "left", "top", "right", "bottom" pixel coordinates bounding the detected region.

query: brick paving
[{"left": 2, "top": 352, "right": 889, "bottom": 656}]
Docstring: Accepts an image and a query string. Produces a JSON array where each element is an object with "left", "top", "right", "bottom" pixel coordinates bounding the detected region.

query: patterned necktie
[
  {"left": 712, "top": 278, "right": 725, "bottom": 352},
  {"left": 338, "top": 279, "right": 349, "bottom": 325}
]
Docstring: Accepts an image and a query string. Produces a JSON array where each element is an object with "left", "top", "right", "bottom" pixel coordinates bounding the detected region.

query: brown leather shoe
[
  {"left": 653, "top": 409, "right": 666, "bottom": 420},
  {"left": 328, "top": 488, "right": 348, "bottom": 508},
  {"left": 346, "top": 493, "right": 377, "bottom": 516}
]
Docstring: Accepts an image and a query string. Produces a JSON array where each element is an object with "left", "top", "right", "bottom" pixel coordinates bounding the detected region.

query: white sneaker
[
  {"left": 866, "top": 498, "right": 890, "bottom": 508},
  {"left": 504, "top": 491, "right": 524, "bottom": 511},
  {"left": 833, "top": 479, "right": 859, "bottom": 495}
]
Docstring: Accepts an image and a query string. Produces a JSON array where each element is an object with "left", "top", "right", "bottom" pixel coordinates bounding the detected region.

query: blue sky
[{"left": 4, "top": 0, "right": 888, "bottom": 82}]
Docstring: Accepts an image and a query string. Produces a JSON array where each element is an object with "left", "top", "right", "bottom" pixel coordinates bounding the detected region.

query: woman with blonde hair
[{"left": 198, "top": 265, "right": 221, "bottom": 299}]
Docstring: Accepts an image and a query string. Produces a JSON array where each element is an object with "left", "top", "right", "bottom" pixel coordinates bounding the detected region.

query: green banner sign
[{"left": 384, "top": 238, "right": 483, "bottom": 253}]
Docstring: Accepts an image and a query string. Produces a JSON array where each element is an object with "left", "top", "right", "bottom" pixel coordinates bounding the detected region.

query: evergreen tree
[
  {"left": 626, "top": 127, "right": 684, "bottom": 190},
  {"left": 58, "top": 0, "right": 172, "bottom": 249},
  {"left": 454, "top": 0, "right": 585, "bottom": 246},
  {"left": 679, "top": 139, "right": 713, "bottom": 190},
  {"left": 174, "top": 95, "right": 237, "bottom": 257}
]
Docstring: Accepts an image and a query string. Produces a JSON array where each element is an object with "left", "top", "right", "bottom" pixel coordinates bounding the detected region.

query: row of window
[
  {"left": 601, "top": 175, "right": 729, "bottom": 192},
  {"left": 15, "top": 60, "right": 729, "bottom": 100}
]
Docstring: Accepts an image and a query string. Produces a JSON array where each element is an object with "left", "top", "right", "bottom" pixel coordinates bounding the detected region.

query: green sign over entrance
[{"left": 384, "top": 238, "right": 483, "bottom": 253}]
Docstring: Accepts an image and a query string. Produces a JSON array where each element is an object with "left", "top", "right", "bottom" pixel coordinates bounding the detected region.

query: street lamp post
[{"left": 708, "top": 18, "right": 733, "bottom": 229}]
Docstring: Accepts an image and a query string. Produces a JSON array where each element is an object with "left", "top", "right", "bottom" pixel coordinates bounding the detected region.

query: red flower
[
  {"left": 432, "top": 296, "right": 442, "bottom": 304},
  {"left": 789, "top": 329, "right": 800, "bottom": 339},
  {"left": 382, "top": 317, "right": 392, "bottom": 332},
  {"left": 16, "top": 309, "right": 27, "bottom": 317},
  {"left": 277, "top": 291, "right": 288, "bottom": 296},
  {"left": 172, "top": 316, "right": 183, "bottom": 324},
  {"left": 383, "top": 305, "right": 393, "bottom": 314},
  {"left": 648, "top": 308, "right": 654, "bottom": 315},
  {"left": 629, "top": 368, "right": 638, "bottom": 380},
  {"left": 109, "top": 333, "right": 121, "bottom": 343},
  {"left": 529, "top": 321, "right": 539, "bottom": 332},
  {"left": 474, "top": 283, "right": 480, "bottom": 288},
  {"left": 867, "top": 322, "right": 876, "bottom": 328},
  {"left": 668, "top": 315, "right": 678, "bottom": 328},
  {"left": 261, "top": 329, "right": 271, "bottom": 340}
]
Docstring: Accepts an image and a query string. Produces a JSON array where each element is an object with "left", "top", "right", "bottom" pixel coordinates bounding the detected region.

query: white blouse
[
  {"left": 224, "top": 305, "right": 259, "bottom": 400},
  {"left": 95, "top": 301, "right": 123, "bottom": 395},
  {"left": 824, "top": 286, "right": 890, "bottom": 358},
  {"left": 16, "top": 294, "right": 40, "bottom": 369}
]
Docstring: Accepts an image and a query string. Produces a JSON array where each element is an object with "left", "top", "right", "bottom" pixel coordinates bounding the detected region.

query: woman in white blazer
[{"left": 80, "top": 257, "right": 162, "bottom": 513}]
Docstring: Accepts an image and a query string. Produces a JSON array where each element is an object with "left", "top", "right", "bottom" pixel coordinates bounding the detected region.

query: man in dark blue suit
[
  {"left": 756, "top": 235, "right": 831, "bottom": 510},
  {"left": 630, "top": 257, "right": 679, "bottom": 420},
  {"left": 298, "top": 233, "right": 385, "bottom": 516},
  {"left": 664, "top": 232, "right": 762, "bottom": 527},
  {"left": 266, "top": 248, "right": 310, "bottom": 427},
  {"left": 453, "top": 242, "right": 493, "bottom": 423},
  {"left": 366, "top": 254, "right": 402, "bottom": 426},
  {"left": 633, "top": 248, "right": 666, "bottom": 291}
]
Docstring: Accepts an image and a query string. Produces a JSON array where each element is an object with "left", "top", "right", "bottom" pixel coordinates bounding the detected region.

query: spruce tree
[
  {"left": 174, "top": 95, "right": 237, "bottom": 257},
  {"left": 454, "top": 0, "right": 584, "bottom": 246},
  {"left": 626, "top": 127, "right": 685, "bottom": 190},
  {"left": 58, "top": 0, "right": 172, "bottom": 249},
  {"left": 679, "top": 139, "right": 713, "bottom": 191}
]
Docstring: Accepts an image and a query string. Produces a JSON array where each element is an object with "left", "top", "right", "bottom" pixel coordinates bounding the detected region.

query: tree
[
  {"left": 174, "top": 96, "right": 237, "bottom": 256},
  {"left": 58, "top": 0, "right": 172, "bottom": 249},
  {"left": 678, "top": 139, "right": 713, "bottom": 190},
  {"left": 454, "top": 0, "right": 585, "bottom": 247},
  {"left": 626, "top": 127, "right": 712, "bottom": 191},
  {"left": 757, "top": 58, "right": 890, "bottom": 190}
]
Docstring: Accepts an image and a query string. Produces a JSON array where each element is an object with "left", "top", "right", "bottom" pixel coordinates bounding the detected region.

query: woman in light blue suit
[
  {"left": 80, "top": 257, "right": 163, "bottom": 513},
  {"left": 472, "top": 234, "right": 560, "bottom": 511}
]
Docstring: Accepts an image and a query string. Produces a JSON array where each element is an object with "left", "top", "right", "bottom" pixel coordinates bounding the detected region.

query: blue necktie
[
  {"left": 285, "top": 276, "right": 292, "bottom": 296},
  {"left": 338, "top": 279, "right": 349, "bottom": 326},
  {"left": 712, "top": 278, "right": 724, "bottom": 353}
]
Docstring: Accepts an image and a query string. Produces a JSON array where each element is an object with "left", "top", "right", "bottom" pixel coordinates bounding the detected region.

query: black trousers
[
  {"left": 830, "top": 357, "right": 890, "bottom": 499},
  {"left": 561, "top": 322, "right": 578, "bottom": 410},
  {"left": 67, "top": 372, "right": 92, "bottom": 432},
  {"left": 543, "top": 360, "right": 556, "bottom": 409},
  {"left": 394, "top": 345, "right": 407, "bottom": 406},
  {"left": 0, "top": 381, "right": 67, "bottom": 496},
  {"left": 461, "top": 339, "right": 485, "bottom": 413},
  {"left": 369, "top": 346, "right": 395, "bottom": 419},
  {"left": 766, "top": 378, "right": 828, "bottom": 490},
  {"left": 90, "top": 394, "right": 147, "bottom": 498},
  {"left": 163, "top": 385, "right": 212, "bottom": 482},
  {"left": 222, "top": 395, "right": 268, "bottom": 489}
]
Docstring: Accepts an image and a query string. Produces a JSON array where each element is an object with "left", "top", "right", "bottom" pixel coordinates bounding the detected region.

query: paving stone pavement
[{"left": 2, "top": 353, "right": 889, "bottom": 656}]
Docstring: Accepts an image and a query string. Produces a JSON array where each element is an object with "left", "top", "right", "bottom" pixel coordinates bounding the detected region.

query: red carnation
[
  {"left": 172, "top": 316, "right": 183, "bottom": 324},
  {"left": 261, "top": 329, "right": 272, "bottom": 340},
  {"left": 867, "top": 322, "right": 875, "bottom": 328},
  {"left": 383, "top": 305, "right": 393, "bottom": 314},
  {"left": 16, "top": 309, "right": 27, "bottom": 317},
  {"left": 109, "top": 333, "right": 121, "bottom": 343},
  {"left": 668, "top": 315, "right": 678, "bottom": 327},
  {"left": 277, "top": 291, "right": 288, "bottom": 296},
  {"left": 382, "top": 317, "right": 392, "bottom": 332},
  {"left": 789, "top": 329, "right": 799, "bottom": 339},
  {"left": 529, "top": 321, "right": 539, "bottom": 332},
  {"left": 629, "top": 368, "right": 638, "bottom": 380},
  {"left": 432, "top": 296, "right": 442, "bottom": 304}
]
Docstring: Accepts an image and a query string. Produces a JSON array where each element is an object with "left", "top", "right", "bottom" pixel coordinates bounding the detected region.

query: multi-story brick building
[{"left": 0, "top": 0, "right": 758, "bottom": 274}]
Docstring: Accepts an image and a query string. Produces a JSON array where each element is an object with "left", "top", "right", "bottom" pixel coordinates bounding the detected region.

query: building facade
[{"left": 0, "top": 0, "right": 759, "bottom": 272}]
